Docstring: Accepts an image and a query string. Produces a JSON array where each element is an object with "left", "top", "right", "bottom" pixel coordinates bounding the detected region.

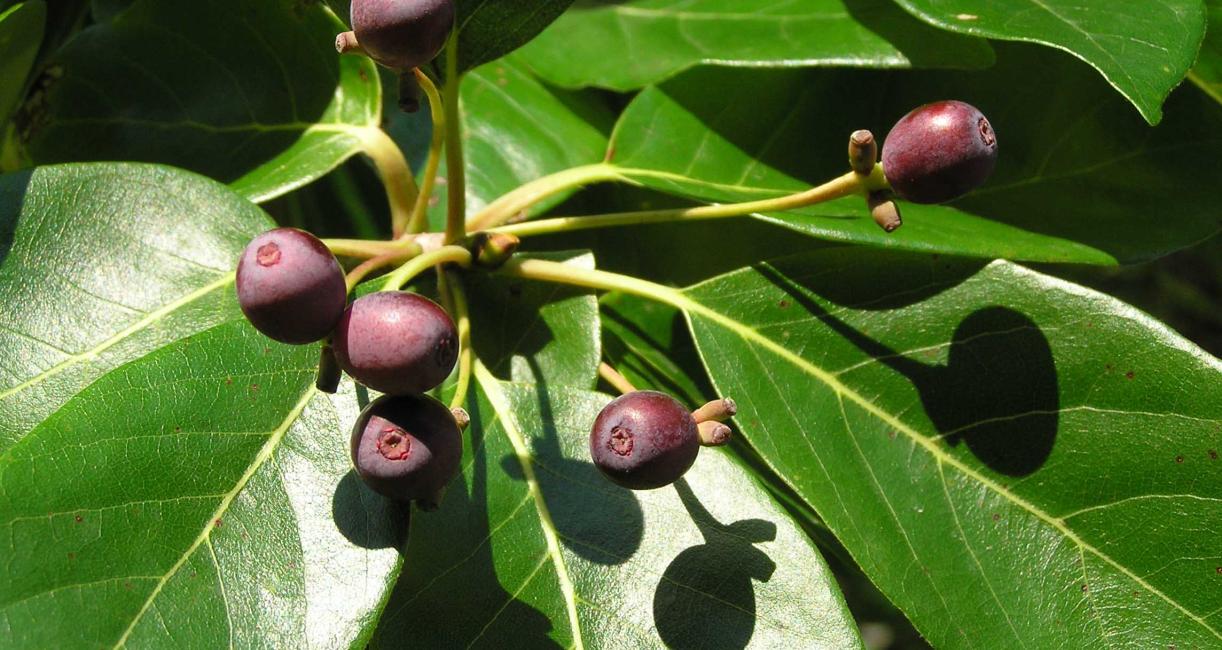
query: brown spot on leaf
[
  {"left": 1209, "top": 449, "right": 1218, "bottom": 460},
  {"left": 1125, "top": 371, "right": 1135, "bottom": 380},
  {"left": 74, "top": 515, "right": 82, "bottom": 523},
  {"left": 214, "top": 518, "right": 223, "bottom": 528},
  {"left": 1175, "top": 455, "right": 1184, "bottom": 464}
]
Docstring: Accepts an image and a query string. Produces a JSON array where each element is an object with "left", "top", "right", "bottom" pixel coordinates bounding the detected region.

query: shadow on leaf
[
  {"left": 653, "top": 479, "right": 777, "bottom": 650},
  {"left": 331, "top": 470, "right": 410, "bottom": 550},
  {"left": 759, "top": 264, "right": 1059, "bottom": 477}
]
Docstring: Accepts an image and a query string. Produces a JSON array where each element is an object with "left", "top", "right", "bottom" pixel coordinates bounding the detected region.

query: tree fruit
[
  {"left": 351, "top": 393, "right": 462, "bottom": 506},
  {"left": 333, "top": 291, "right": 458, "bottom": 395},
  {"left": 881, "top": 100, "right": 998, "bottom": 204},
  {"left": 590, "top": 391, "right": 700, "bottom": 490},
  {"left": 351, "top": 0, "right": 455, "bottom": 71},
  {"left": 236, "top": 228, "right": 347, "bottom": 345}
]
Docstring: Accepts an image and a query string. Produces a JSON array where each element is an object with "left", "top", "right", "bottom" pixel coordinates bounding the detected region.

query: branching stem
[
  {"left": 381, "top": 245, "right": 471, "bottom": 291},
  {"left": 466, "top": 163, "right": 627, "bottom": 232}
]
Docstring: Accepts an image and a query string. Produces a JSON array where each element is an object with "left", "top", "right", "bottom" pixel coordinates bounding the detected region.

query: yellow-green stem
[
  {"left": 406, "top": 68, "right": 446, "bottom": 235},
  {"left": 345, "top": 244, "right": 421, "bottom": 292},
  {"left": 491, "top": 169, "right": 884, "bottom": 239},
  {"left": 360, "top": 127, "right": 419, "bottom": 239},
  {"left": 324, "top": 237, "right": 413, "bottom": 259},
  {"left": 466, "top": 163, "right": 627, "bottom": 232},
  {"left": 598, "top": 362, "right": 637, "bottom": 396},
  {"left": 381, "top": 245, "right": 471, "bottom": 291},
  {"left": 443, "top": 35, "right": 466, "bottom": 244},
  {"left": 439, "top": 271, "right": 473, "bottom": 411}
]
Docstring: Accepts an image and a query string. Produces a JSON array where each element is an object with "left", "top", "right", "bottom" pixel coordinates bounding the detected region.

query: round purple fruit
[
  {"left": 590, "top": 391, "right": 700, "bottom": 490},
  {"left": 333, "top": 291, "right": 458, "bottom": 395},
  {"left": 881, "top": 100, "right": 998, "bottom": 204},
  {"left": 351, "top": 393, "right": 462, "bottom": 506},
  {"left": 351, "top": 0, "right": 454, "bottom": 71},
  {"left": 236, "top": 228, "right": 347, "bottom": 345}
]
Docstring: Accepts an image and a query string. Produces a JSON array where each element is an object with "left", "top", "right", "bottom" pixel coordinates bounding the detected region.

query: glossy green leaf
[
  {"left": 515, "top": 0, "right": 993, "bottom": 91},
  {"left": 372, "top": 367, "right": 862, "bottom": 648},
  {"left": 600, "top": 292, "right": 711, "bottom": 406},
  {"left": 893, "top": 0, "right": 1206, "bottom": 124},
  {"left": 0, "top": 1, "right": 44, "bottom": 128},
  {"left": 23, "top": 0, "right": 382, "bottom": 203},
  {"left": 676, "top": 247, "right": 1222, "bottom": 647},
  {"left": 607, "top": 44, "right": 1222, "bottom": 264},
  {"left": 454, "top": 0, "right": 575, "bottom": 74},
  {"left": 426, "top": 60, "right": 612, "bottom": 229},
  {"left": 465, "top": 251, "right": 601, "bottom": 389},
  {"left": 1189, "top": 0, "right": 1222, "bottom": 105},
  {"left": 0, "top": 163, "right": 405, "bottom": 646},
  {"left": 0, "top": 163, "right": 264, "bottom": 442}
]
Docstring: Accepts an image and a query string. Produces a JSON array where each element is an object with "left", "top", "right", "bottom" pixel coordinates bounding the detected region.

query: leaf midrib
[
  {"left": 472, "top": 363, "right": 585, "bottom": 650},
  {"left": 112, "top": 386, "right": 318, "bottom": 648},
  {"left": 674, "top": 266, "right": 1221, "bottom": 639}
]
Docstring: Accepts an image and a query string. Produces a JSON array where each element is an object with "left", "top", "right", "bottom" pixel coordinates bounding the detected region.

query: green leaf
[
  {"left": 675, "top": 247, "right": 1222, "bottom": 647},
  {"left": 600, "top": 292, "right": 711, "bottom": 406},
  {"left": 1189, "top": 0, "right": 1222, "bottom": 105},
  {"left": 454, "top": 0, "right": 574, "bottom": 74},
  {"left": 426, "top": 60, "right": 612, "bottom": 229},
  {"left": 0, "top": 1, "right": 44, "bottom": 128},
  {"left": 606, "top": 44, "right": 1222, "bottom": 264},
  {"left": 465, "top": 251, "right": 600, "bottom": 389},
  {"left": 893, "top": 0, "right": 1206, "bottom": 124},
  {"left": 0, "top": 163, "right": 264, "bottom": 443},
  {"left": 514, "top": 0, "right": 994, "bottom": 91},
  {"left": 372, "top": 368, "right": 863, "bottom": 648},
  {"left": 23, "top": 0, "right": 382, "bottom": 203},
  {"left": 0, "top": 163, "right": 405, "bottom": 646}
]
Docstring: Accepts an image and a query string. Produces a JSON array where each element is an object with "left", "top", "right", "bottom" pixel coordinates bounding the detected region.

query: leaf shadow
[
  {"left": 500, "top": 361, "right": 647, "bottom": 566},
  {"left": 0, "top": 168, "right": 32, "bottom": 268},
  {"left": 757, "top": 263, "right": 1059, "bottom": 477},
  {"left": 652, "top": 478, "right": 777, "bottom": 650}
]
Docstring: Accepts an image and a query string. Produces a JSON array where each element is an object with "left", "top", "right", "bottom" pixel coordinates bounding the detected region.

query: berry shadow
[
  {"left": 652, "top": 479, "right": 777, "bottom": 650},
  {"left": 500, "top": 364, "right": 647, "bottom": 566},
  {"left": 331, "top": 470, "right": 410, "bottom": 550},
  {"left": 758, "top": 264, "right": 1059, "bottom": 477},
  {"left": 370, "top": 393, "right": 558, "bottom": 646}
]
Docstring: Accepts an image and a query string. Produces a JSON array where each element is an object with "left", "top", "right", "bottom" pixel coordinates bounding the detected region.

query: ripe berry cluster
[
  {"left": 236, "top": 227, "right": 462, "bottom": 509},
  {"left": 233, "top": 0, "right": 1000, "bottom": 509}
]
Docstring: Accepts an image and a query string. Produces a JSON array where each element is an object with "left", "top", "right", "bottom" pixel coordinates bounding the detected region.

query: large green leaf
[
  {"left": 514, "top": 0, "right": 993, "bottom": 91},
  {"left": 22, "top": 0, "right": 382, "bottom": 203},
  {"left": 454, "top": 0, "right": 575, "bottom": 74},
  {"left": 465, "top": 251, "right": 601, "bottom": 389},
  {"left": 893, "top": 0, "right": 1206, "bottom": 124},
  {"left": 605, "top": 44, "right": 1222, "bottom": 264},
  {"left": 0, "top": 1, "right": 44, "bottom": 129},
  {"left": 372, "top": 368, "right": 863, "bottom": 648},
  {"left": 1189, "top": 0, "right": 1222, "bottom": 105},
  {"left": 673, "top": 247, "right": 1222, "bottom": 647},
  {"left": 0, "top": 163, "right": 405, "bottom": 646}
]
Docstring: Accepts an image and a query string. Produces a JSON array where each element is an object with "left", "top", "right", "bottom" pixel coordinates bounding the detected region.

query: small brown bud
[
  {"left": 692, "top": 397, "right": 737, "bottom": 424},
  {"left": 868, "top": 190, "right": 903, "bottom": 233},
  {"left": 698, "top": 421, "right": 732, "bottom": 447},
  {"left": 469, "top": 231, "right": 521, "bottom": 269},
  {"left": 451, "top": 407, "right": 471, "bottom": 431},
  {"left": 849, "top": 130, "right": 878, "bottom": 176},
  {"left": 335, "top": 31, "right": 364, "bottom": 55}
]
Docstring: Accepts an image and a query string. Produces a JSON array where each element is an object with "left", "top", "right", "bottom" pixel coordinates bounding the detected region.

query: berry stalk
[
  {"left": 438, "top": 270, "right": 473, "bottom": 411},
  {"left": 381, "top": 244, "right": 471, "bottom": 291},
  {"left": 487, "top": 167, "right": 887, "bottom": 239},
  {"left": 598, "top": 362, "right": 637, "bottom": 396},
  {"left": 406, "top": 68, "right": 446, "bottom": 235}
]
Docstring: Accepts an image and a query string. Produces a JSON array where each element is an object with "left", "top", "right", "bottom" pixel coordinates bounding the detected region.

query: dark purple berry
[
  {"left": 351, "top": 393, "right": 462, "bottom": 505},
  {"left": 333, "top": 291, "right": 458, "bottom": 395},
  {"left": 590, "top": 391, "right": 699, "bottom": 490},
  {"left": 881, "top": 100, "right": 998, "bottom": 204},
  {"left": 236, "top": 228, "right": 346, "bottom": 345},
  {"left": 351, "top": 0, "right": 454, "bottom": 71}
]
